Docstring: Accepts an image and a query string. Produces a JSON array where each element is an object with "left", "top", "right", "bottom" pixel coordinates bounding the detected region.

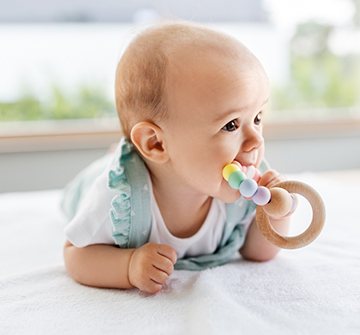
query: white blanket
[{"left": 1, "top": 172, "right": 359, "bottom": 334}]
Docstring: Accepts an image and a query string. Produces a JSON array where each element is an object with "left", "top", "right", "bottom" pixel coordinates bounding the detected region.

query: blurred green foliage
[
  {"left": 1, "top": 21, "right": 359, "bottom": 122},
  {"left": 0, "top": 84, "right": 115, "bottom": 121},
  {"left": 272, "top": 21, "right": 360, "bottom": 119}
]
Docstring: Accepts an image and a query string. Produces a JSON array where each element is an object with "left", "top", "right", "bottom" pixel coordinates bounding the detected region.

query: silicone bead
[
  {"left": 246, "top": 166, "right": 255, "bottom": 178},
  {"left": 228, "top": 170, "right": 246, "bottom": 189},
  {"left": 246, "top": 166, "right": 261, "bottom": 183},
  {"left": 252, "top": 186, "right": 271, "bottom": 206},
  {"left": 239, "top": 178, "right": 258, "bottom": 198},
  {"left": 263, "top": 187, "right": 293, "bottom": 218},
  {"left": 222, "top": 163, "right": 241, "bottom": 181}
]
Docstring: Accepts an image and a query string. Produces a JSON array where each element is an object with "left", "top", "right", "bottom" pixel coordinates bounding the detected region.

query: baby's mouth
[
  {"left": 235, "top": 153, "right": 259, "bottom": 169},
  {"left": 232, "top": 160, "right": 257, "bottom": 169}
]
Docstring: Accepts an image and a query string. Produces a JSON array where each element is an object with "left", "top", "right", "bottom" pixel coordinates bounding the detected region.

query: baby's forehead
[
  {"left": 166, "top": 36, "right": 260, "bottom": 75},
  {"left": 168, "top": 34, "right": 247, "bottom": 60},
  {"left": 166, "top": 43, "right": 262, "bottom": 87}
]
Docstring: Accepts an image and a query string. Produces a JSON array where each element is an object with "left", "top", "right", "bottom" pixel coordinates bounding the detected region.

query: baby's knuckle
[
  {"left": 170, "top": 250, "right": 177, "bottom": 263},
  {"left": 161, "top": 246, "right": 177, "bottom": 262},
  {"left": 147, "top": 282, "right": 162, "bottom": 294},
  {"left": 164, "top": 261, "right": 174, "bottom": 274},
  {"left": 158, "top": 271, "right": 169, "bottom": 283}
]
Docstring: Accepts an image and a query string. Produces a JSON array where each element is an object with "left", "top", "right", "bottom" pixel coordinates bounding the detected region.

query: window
[
  {"left": 1, "top": 0, "right": 359, "bottom": 192},
  {"left": 0, "top": 0, "right": 359, "bottom": 124}
]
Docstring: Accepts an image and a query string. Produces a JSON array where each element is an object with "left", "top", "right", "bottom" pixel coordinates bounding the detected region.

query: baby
[{"left": 63, "top": 22, "right": 290, "bottom": 294}]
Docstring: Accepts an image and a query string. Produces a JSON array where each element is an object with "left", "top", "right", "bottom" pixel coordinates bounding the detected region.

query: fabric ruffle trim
[{"left": 108, "top": 138, "right": 133, "bottom": 248}]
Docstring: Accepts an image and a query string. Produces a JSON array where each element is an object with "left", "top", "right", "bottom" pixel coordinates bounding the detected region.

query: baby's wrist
[{"left": 127, "top": 249, "right": 137, "bottom": 288}]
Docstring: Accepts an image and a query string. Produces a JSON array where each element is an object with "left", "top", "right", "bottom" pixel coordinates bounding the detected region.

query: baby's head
[{"left": 115, "top": 22, "right": 269, "bottom": 202}]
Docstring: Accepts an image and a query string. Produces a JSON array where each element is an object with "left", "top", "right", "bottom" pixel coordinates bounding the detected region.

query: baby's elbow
[
  {"left": 63, "top": 242, "right": 84, "bottom": 284},
  {"left": 241, "top": 253, "right": 276, "bottom": 263},
  {"left": 240, "top": 248, "right": 279, "bottom": 263}
]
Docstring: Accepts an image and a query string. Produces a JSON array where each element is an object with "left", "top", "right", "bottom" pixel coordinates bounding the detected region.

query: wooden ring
[{"left": 256, "top": 181, "right": 326, "bottom": 249}]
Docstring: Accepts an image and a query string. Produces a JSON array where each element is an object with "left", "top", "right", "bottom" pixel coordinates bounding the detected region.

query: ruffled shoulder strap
[{"left": 108, "top": 137, "right": 152, "bottom": 248}]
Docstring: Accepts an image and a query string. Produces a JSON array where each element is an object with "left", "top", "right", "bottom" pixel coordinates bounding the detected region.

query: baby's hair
[{"left": 115, "top": 22, "right": 251, "bottom": 138}]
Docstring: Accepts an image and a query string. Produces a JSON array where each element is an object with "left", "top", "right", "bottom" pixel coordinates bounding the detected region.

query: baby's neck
[{"left": 149, "top": 170, "right": 212, "bottom": 238}]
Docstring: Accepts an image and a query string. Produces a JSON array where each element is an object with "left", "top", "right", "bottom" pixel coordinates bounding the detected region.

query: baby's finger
[
  {"left": 142, "top": 280, "right": 163, "bottom": 294},
  {"left": 156, "top": 244, "right": 177, "bottom": 264},
  {"left": 153, "top": 256, "right": 174, "bottom": 276},
  {"left": 258, "top": 170, "right": 281, "bottom": 188},
  {"left": 149, "top": 266, "right": 169, "bottom": 285}
]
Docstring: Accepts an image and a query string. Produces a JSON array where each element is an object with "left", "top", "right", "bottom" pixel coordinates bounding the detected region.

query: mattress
[{"left": 0, "top": 171, "right": 359, "bottom": 334}]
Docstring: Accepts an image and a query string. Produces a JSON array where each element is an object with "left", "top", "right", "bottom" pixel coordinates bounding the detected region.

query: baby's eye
[
  {"left": 221, "top": 119, "right": 239, "bottom": 132},
  {"left": 254, "top": 112, "right": 262, "bottom": 125}
]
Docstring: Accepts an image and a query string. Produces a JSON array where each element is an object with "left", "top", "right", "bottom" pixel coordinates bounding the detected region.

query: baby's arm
[
  {"left": 239, "top": 170, "right": 290, "bottom": 262},
  {"left": 64, "top": 242, "right": 177, "bottom": 294}
]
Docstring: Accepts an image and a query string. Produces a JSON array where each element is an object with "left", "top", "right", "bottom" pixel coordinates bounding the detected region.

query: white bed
[{"left": 1, "top": 171, "right": 359, "bottom": 334}]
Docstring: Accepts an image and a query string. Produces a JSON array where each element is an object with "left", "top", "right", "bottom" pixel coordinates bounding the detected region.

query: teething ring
[{"left": 256, "top": 181, "right": 326, "bottom": 249}]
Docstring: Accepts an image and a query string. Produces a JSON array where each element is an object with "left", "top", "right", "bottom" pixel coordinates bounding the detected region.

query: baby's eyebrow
[
  {"left": 213, "top": 108, "right": 245, "bottom": 124},
  {"left": 213, "top": 97, "right": 269, "bottom": 124}
]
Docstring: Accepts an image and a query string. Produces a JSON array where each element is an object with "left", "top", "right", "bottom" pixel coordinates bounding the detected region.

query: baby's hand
[
  {"left": 128, "top": 243, "right": 177, "bottom": 294},
  {"left": 258, "top": 169, "right": 284, "bottom": 189}
]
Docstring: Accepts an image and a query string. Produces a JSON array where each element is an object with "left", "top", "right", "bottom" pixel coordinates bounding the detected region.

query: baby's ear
[{"left": 130, "top": 121, "right": 169, "bottom": 164}]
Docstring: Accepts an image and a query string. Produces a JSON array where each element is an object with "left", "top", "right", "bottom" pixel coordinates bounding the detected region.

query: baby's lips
[
  {"left": 231, "top": 160, "right": 242, "bottom": 169},
  {"left": 230, "top": 161, "right": 261, "bottom": 182},
  {"left": 231, "top": 161, "right": 247, "bottom": 173}
]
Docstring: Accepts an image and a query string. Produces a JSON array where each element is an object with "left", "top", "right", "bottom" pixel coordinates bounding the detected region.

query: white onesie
[{"left": 64, "top": 160, "right": 226, "bottom": 259}]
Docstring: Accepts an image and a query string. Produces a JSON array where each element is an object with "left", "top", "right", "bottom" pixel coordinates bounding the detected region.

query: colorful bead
[
  {"left": 252, "top": 186, "right": 271, "bottom": 206},
  {"left": 263, "top": 187, "right": 293, "bottom": 218},
  {"left": 246, "top": 166, "right": 261, "bottom": 183},
  {"left": 246, "top": 166, "right": 255, "bottom": 178},
  {"left": 239, "top": 178, "right": 258, "bottom": 198},
  {"left": 228, "top": 170, "right": 246, "bottom": 189},
  {"left": 223, "top": 163, "right": 296, "bottom": 219},
  {"left": 222, "top": 163, "right": 241, "bottom": 181}
]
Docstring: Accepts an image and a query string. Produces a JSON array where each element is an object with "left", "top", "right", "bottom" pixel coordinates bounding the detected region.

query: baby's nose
[{"left": 242, "top": 127, "right": 263, "bottom": 152}]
